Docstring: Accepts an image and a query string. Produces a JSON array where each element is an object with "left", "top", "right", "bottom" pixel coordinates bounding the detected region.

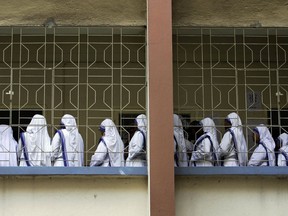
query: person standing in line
[
  {"left": 184, "top": 138, "right": 193, "bottom": 161},
  {"left": 0, "top": 125, "right": 18, "bottom": 166},
  {"left": 277, "top": 133, "right": 288, "bottom": 166},
  {"left": 173, "top": 114, "right": 188, "bottom": 167},
  {"left": 18, "top": 114, "right": 51, "bottom": 166},
  {"left": 51, "top": 114, "right": 84, "bottom": 167},
  {"left": 90, "top": 119, "right": 124, "bottom": 167},
  {"left": 126, "top": 114, "right": 147, "bottom": 167},
  {"left": 219, "top": 112, "right": 248, "bottom": 166},
  {"left": 248, "top": 125, "right": 276, "bottom": 166},
  {"left": 190, "top": 117, "right": 219, "bottom": 167},
  {"left": 185, "top": 120, "right": 201, "bottom": 160}
]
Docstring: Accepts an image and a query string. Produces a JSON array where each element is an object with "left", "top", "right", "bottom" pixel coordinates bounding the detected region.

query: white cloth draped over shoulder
[
  {"left": 219, "top": 112, "right": 248, "bottom": 166},
  {"left": 185, "top": 139, "right": 193, "bottom": 156},
  {"left": 278, "top": 133, "right": 288, "bottom": 166},
  {"left": 51, "top": 114, "right": 84, "bottom": 167},
  {"left": 126, "top": 114, "right": 147, "bottom": 167},
  {"left": 248, "top": 125, "right": 275, "bottom": 166},
  {"left": 173, "top": 114, "right": 188, "bottom": 167},
  {"left": 90, "top": 119, "right": 124, "bottom": 167},
  {"left": 190, "top": 117, "right": 219, "bottom": 167},
  {"left": 0, "top": 125, "right": 18, "bottom": 166},
  {"left": 202, "top": 117, "right": 219, "bottom": 160},
  {"left": 18, "top": 114, "right": 51, "bottom": 166}
]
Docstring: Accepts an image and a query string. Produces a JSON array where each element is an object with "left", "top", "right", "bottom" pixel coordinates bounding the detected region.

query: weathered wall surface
[
  {"left": 2, "top": 175, "right": 288, "bottom": 216},
  {"left": 173, "top": 0, "right": 288, "bottom": 27},
  {"left": 0, "top": 176, "right": 148, "bottom": 216},
  {"left": 0, "top": 0, "right": 146, "bottom": 26},
  {"left": 176, "top": 176, "right": 288, "bottom": 216},
  {"left": 2, "top": 0, "right": 288, "bottom": 27}
]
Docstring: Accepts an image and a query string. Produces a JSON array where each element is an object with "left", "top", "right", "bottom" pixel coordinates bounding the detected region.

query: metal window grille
[
  {"left": 0, "top": 27, "right": 146, "bottom": 166},
  {"left": 174, "top": 28, "right": 288, "bottom": 165}
]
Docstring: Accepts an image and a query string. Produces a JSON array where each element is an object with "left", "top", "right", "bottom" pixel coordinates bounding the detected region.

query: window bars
[
  {"left": 174, "top": 28, "right": 288, "bottom": 164},
  {"left": 0, "top": 27, "right": 146, "bottom": 166},
  {"left": 1, "top": 26, "right": 288, "bottom": 167}
]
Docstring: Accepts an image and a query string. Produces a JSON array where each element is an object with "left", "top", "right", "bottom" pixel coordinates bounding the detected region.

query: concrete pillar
[{"left": 147, "top": 0, "right": 174, "bottom": 215}]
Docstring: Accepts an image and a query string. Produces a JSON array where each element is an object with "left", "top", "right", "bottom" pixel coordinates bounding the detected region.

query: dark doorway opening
[
  {"left": 0, "top": 110, "right": 43, "bottom": 141},
  {"left": 268, "top": 109, "right": 288, "bottom": 149}
]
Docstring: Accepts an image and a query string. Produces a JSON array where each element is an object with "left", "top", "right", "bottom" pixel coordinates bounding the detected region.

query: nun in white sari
[
  {"left": 248, "top": 125, "right": 275, "bottom": 166},
  {"left": 174, "top": 114, "right": 188, "bottom": 167},
  {"left": 219, "top": 112, "right": 248, "bottom": 166},
  {"left": 126, "top": 114, "right": 147, "bottom": 167},
  {"left": 0, "top": 125, "right": 18, "bottom": 166},
  {"left": 90, "top": 119, "right": 124, "bottom": 167},
  {"left": 51, "top": 114, "right": 84, "bottom": 167},
  {"left": 190, "top": 117, "right": 219, "bottom": 167},
  {"left": 277, "top": 133, "right": 288, "bottom": 166},
  {"left": 18, "top": 114, "right": 51, "bottom": 166}
]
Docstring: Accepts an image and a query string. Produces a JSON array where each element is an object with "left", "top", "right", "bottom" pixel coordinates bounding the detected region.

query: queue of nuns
[
  {"left": 0, "top": 114, "right": 147, "bottom": 167},
  {"left": 175, "top": 112, "right": 288, "bottom": 167},
  {"left": 0, "top": 112, "right": 287, "bottom": 167}
]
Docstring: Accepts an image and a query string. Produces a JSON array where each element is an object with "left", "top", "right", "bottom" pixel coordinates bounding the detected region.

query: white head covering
[
  {"left": 23, "top": 114, "right": 51, "bottom": 166},
  {"left": 201, "top": 117, "right": 218, "bottom": 145},
  {"left": 61, "top": 114, "right": 78, "bottom": 147},
  {"left": 136, "top": 114, "right": 147, "bottom": 134},
  {"left": 201, "top": 117, "right": 219, "bottom": 163},
  {"left": 101, "top": 119, "right": 124, "bottom": 167},
  {"left": 60, "top": 114, "right": 83, "bottom": 166},
  {"left": 278, "top": 133, "right": 288, "bottom": 148},
  {"left": 255, "top": 124, "right": 275, "bottom": 166},
  {"left": 173, "top": 114, "right": 188, "bottom": 167},
  {"left": 0, "top": 125, "right": 17, "bottom": 166},
  {"left": 226, "top": 112, "right": 248, "bottom": 166}
]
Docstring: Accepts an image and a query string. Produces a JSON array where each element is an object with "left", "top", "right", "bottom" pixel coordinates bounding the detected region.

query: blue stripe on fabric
[
  {"left": 57, "top": 130, "right": 69, "bottom": 167},
  {"left": 280, "top": 150, "right": 288, "bottom": 166},
  {"left": 138, "top": 130, "right": 146, "bottom": 151},
  {"left": 174, "top": 136, "right": 179, "bottom": 167},
  {"left": 259, "top": 142, "right": 270, "bottom": 166},
  {"left": 20, "top": 132, "right": 31, "bottom": 167},
  {"left": 193, "top": 134, "right": 209, "bottom": 167},
  {"left": 99, "top": 138, "right": 111, "bottom": 167},
  {"left": 228, "top": 129, "right": 239, "bottom": 162},
  {"left": 193, "top": 134, "right": 217, "bottom": 166},
  {"left": 206, "top": 135, "right": 217, "bottom": 166}
]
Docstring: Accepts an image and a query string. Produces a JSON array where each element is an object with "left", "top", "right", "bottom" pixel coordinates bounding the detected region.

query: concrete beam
[
  {"left": 0, "top": 0, "right": 146, "bottom": 26},
  {"left": 173, "top": 0, "right": 288, "bottom": 27}
]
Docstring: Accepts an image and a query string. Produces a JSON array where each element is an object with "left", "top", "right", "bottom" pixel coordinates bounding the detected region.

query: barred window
[
  {"left": 173, "top": 28, "right": 288, "bottom": 167},
  {"left": 0, "top": 27, "right": 146, "bottom": 168}
]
